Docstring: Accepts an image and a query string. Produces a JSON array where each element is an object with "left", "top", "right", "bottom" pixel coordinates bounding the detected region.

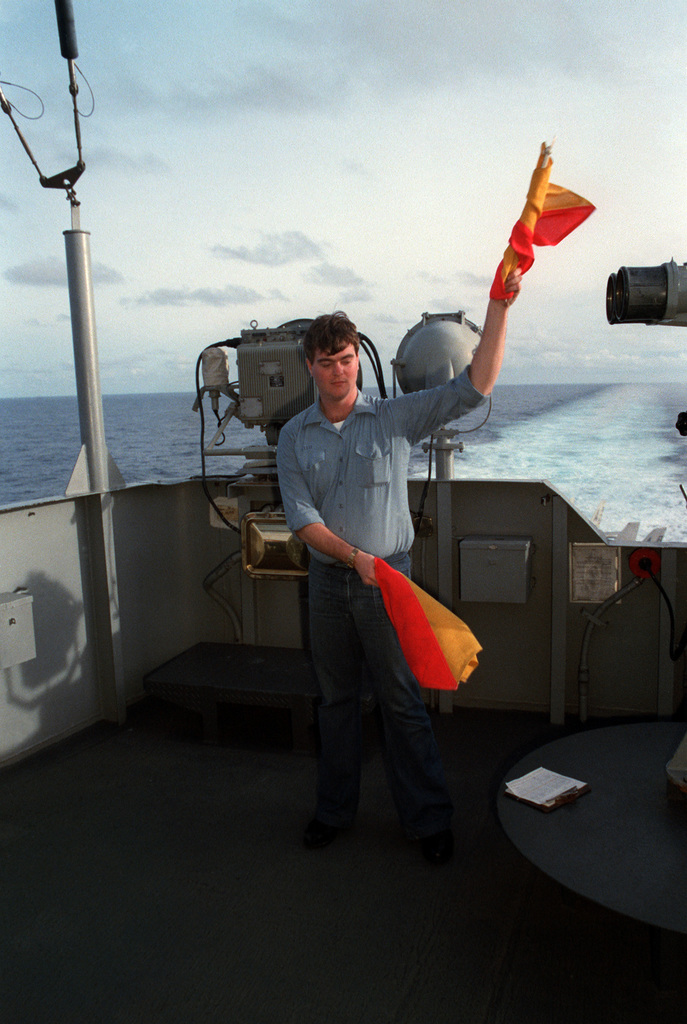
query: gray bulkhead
[{"left": 0, "top": 476, "right": 683, "bottom": 767}]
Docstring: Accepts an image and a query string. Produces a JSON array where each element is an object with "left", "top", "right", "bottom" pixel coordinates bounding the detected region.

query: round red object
[{"left": 628, "top": 548, "right": 661, "bottom": 578}]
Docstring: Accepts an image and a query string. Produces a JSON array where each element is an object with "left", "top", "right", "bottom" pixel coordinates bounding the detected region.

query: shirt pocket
[
  {"left": 296, "top": 448, "right": 327, "bottom": 473},
  {"left": 295, "top": 448, "right": 330, "bottom": 494},
  {"left": 354, "top": 440, "right": 391, "bottom": 486}
]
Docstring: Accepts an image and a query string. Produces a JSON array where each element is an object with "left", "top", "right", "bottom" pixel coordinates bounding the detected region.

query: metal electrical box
[
  {"left": 236, "top": 342, "right": 314, "bottom": 428},
  {"left": 459, "top": 536, "right": 534, "bottom": 603},
  {"left": 0, "top": 592, "right": 36, "bottom": 668}
]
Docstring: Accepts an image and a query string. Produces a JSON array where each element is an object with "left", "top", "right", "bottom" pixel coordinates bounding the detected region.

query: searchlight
[{"left": 606, "top": 260, "right": 687, "bottom": 327}]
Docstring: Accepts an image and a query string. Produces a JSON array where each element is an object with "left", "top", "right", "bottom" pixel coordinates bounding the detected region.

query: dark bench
[
  {"left": 143, "top": 643, "right": 324, "bottom": 752},
  {"left": 144, "top": 642, "right": 378, "bottom": 753}
]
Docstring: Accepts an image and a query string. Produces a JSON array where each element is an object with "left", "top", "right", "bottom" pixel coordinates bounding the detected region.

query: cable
[
  {"left": 645, "top": 566, "right": 687, "bottom": 662},
  {"left": 412, "top": 435, "right": 434, "bottom": 534},
  {"left": 72, "top": 63, "right": 94, "bottom": 117},
  {"left": 203, "top": 552, "right": 243, "bottom": 641},
  {"left": 0, "top": 80, "right": 45, "bottom": 119},
  {"left": 577, "top": 575, "right": 645, "bottom": 721},
  {"left": 410, "top": 392, "right": 493, "bottom": 534},
  {"left": 455, "top": 395, "right": 493, "bottom": 434},
  {"left": 358, "top": 332, "right": 388, "bottom": 398},
  {"left": 195, "top": 343, "right": 242, "bottom": 534}
]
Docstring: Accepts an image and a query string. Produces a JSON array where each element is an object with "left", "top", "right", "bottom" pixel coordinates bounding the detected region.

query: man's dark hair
[{"left": 303, "top": 311, "right": 359, "bottom": 362}]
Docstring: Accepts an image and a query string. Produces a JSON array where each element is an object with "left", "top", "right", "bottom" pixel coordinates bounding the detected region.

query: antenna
[
  {"left": 0, "top": 0, "right": 85, "bottom": 216},
  {"left": 2, "top": 0, "right": 125, "bottom": 495},
  {"left": 49, "top": 0, "right": 85, "bottom": 208},
  {"left": 0, "top": 1, "right": 86, "bottom": 207}
]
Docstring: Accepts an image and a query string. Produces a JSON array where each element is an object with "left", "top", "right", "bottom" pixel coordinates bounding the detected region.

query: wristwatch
[{"left": 347, "top": 547, "right": 360, "bottom": 568}]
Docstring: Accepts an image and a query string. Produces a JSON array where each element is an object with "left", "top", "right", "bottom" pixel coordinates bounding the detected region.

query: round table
[{"left": 497, "top": 722, "right": 687, "bottom": 935}]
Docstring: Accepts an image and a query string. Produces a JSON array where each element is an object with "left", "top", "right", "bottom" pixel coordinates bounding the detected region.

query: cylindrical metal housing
[
  {"left": 617, "top": 265, "right": 668, "bottom": 322},
  {"left": 395, "top": 313, "right": 480, "bottom": 393},
  {"left": 54, "top": 0, "right": 79, "bottom": 59}
]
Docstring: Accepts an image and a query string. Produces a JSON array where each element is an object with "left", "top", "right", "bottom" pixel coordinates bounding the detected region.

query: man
[{"left": 276, "top": 270, "right": 521, "bottom": 863}]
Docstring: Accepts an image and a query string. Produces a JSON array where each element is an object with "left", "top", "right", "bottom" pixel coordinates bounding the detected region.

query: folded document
[{"left": 505, "top": 767, "right": 590, "bottom": 812}]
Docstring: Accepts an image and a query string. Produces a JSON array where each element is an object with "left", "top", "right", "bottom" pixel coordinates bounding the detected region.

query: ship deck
[{"left": 1, "top": 700, "right": 686, "bottom": 1024}]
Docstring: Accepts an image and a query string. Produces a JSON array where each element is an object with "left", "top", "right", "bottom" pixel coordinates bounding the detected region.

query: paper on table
[{"left": 505, "top": 767, "right": 588, "bottom": 807}]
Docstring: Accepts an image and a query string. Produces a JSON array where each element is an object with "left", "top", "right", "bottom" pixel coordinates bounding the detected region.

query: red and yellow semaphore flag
[
  {"left": 490, "top": 142, "right": 595, "bottom": 301},
  {"left": 375, "top": 558, "right": 481, "bottom": 690}
]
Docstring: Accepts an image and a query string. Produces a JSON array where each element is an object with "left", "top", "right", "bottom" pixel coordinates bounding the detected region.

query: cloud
[
  {"left": 127, "top": 284, "right": 263, "bottom": 307},
  {"left": 4, "top": 258, "right": 124, "bottom": 286},
  {"left": 93, "top": 264, "right": 125, "bottom": 284},
  {"left": 36, "top": 0, "right": 684, "bottom": 134},
  {"left": 213, "top": 231, "right": 324, "bottom": 266},
  {"left": 304, "top": 263, "right": 370, "bottom": 289},
  {"left": 416, "top": 270, "right": 493, "bottom": 297},
  {"left": 173, "top": 66, "right": 344, "bottom": 118},
  {"left": 5, "top": 259, "right": 66, "bottom": 287},
  {"left": 87, "top": 147, "right": 170, "bottom": 176},
  {"left": 342, "top": 159, "right": 370, "bottom": 178},
  {"left": 304, "top": 0, "right": 642, "bottom": 92},
  {"left": 340, "top": 288, "right": 374, "bottom": 303},
  {"left": 301, "top": 263, "right": 373, "bottom": 303},
  {"left": 458, "top": 270, "right": 493, "bottom": 290},
  {"left": 266, "top": 288, "right": 290, "bottom": 302},
  {"left": 417, "top": 271, "right": 451, "bottom": 287}
]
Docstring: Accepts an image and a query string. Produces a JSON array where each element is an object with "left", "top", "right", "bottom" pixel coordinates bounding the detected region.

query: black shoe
[
  {"left": 421, "top": 829, "right": 454, "bottom": 865},
  {"left": 303, "top": 818, "right": 339, "bottom": 849}
]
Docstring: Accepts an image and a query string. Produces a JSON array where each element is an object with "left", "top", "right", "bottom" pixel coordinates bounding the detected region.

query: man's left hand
[{"left": 355, "top": 550, "right": 378, "bottom": 587}]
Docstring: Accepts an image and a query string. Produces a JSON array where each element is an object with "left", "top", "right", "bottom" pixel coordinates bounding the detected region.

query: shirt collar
[{"left": 302, "top": 390, "right": 377, "bottom": 428}]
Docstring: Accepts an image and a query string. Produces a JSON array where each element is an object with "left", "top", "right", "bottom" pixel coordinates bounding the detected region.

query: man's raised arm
[{"left": 468, "top": 269, "right": 522, "bottom": 396}]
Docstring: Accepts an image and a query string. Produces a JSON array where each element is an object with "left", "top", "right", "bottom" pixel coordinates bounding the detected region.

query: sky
[{"left": 0, "top": 0, "right": 686, "bottom": 397}]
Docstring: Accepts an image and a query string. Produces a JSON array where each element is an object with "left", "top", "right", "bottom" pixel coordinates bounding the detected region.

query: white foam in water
[{"left": 425, "top": 383, "right": 687, "bottom": 543}]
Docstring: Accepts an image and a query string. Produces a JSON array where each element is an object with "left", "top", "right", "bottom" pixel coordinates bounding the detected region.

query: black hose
[
  {"left": 646, "top": 567, "right": 687, "bottom": 662},
  {"left": 413, "top": 435, "right": 434, "bottom": 533},
  {"left": 358, "top": 333, "right": 387, "bottom": 398},
  {"left": 195, "top": 345, "right": 242, "bottom": 533}
]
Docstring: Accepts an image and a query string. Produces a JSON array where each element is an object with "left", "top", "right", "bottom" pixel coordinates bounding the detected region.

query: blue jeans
[{"left": 308, "top": 555, "right": 453, "bottom": 839}]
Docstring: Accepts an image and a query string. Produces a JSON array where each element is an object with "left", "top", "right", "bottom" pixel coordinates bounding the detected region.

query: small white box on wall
[{"left": 0, "top": 592, "right": 36, "bottom": 669}]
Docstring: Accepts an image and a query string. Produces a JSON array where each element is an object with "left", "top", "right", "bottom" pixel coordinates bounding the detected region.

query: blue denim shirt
[{"left": 276, "top": 367, "right": 486, "bottom": 564}]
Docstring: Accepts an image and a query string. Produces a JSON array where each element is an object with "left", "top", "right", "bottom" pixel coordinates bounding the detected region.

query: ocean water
[
  {"left": 1, "top": 383, "right": 687, "bottom": 542},
  {"left": 435, "top": 382, "right": 687, "bottom": 543}
]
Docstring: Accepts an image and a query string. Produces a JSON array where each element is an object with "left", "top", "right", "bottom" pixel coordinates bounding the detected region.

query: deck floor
[{"left": 1, "top": 699, "right": 686, "bottom": 1024}]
